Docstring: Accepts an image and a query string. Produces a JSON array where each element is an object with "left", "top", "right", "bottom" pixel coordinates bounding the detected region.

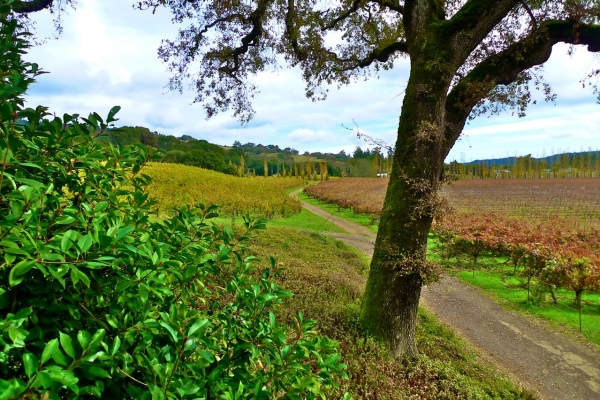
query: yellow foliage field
[{"left": 144, "top": 163, "right": 303, "bottom": 217}]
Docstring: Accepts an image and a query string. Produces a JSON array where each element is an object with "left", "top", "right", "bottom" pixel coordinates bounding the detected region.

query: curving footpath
[{"left": 290, "top": 189, "right": 600, "bottom": 400}]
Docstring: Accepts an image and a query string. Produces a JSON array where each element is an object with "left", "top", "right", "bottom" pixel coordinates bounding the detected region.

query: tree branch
[
  {"left": 441, "top": 0, "right": 521, "bottom": 62},
  {"left": 444, "top": 20, "right": 600, "bottom": 155},
  {"left": 195, "top": 14, "right": 250, "bottom": 49},
  {"left": 321, "top": 0, "right": 363, "bottom": 31},
  {"left": 286, "top": 0, "right": 307, "bottom": 61},
  {"left": 370, "top": 0, "right": 404, "bottom": 14},
  {"left": 356, "top": 40, "right": 408, "bottom": 67},
  {"left": 520, "top": 0, "right": 537, "bottom": 28},
  {"left": 219, "top": 1, "right": 273, "bottom": 76},
  {"left": 321, "top": 0, "right": 403, "bottom": 31},
  {"left": 324, "top": 40, "right": 407, "bottom": 73},
  {"left": 12, "top": 0, "right": 54, "bottom": 14}
]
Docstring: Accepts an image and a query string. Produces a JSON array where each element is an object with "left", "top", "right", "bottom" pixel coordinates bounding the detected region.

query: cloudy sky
[{"left": 24, "top": 1, "right": 600, "bottom": 162}]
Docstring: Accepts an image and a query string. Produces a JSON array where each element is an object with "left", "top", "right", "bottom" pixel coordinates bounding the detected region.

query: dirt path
[{"left": 290, "top": 189, "right": 600, "bottom": 399}]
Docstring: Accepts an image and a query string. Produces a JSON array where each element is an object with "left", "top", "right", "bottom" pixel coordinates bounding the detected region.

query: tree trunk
[
  {"left": 361, "top": 59, "right": 449, "bottom": 357},
  {"left": 575, "top": 290, "right": 583, "bottom": 332},
  {"left": 549, "top": 285, "right": 558, "bottom": 305}
]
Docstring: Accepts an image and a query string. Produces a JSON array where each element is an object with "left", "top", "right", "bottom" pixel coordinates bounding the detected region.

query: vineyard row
[
  {"left": 144, "top": 163, "right": 303, "bottom": 218},
  {"left": 432, "top": 212, "right": 600, "bottom": 326}
]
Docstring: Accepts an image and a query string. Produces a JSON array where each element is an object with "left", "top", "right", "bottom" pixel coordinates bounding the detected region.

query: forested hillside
[
  {"left": 98, "top": 127, "right": 393, "bottom": 178},
  {"left": 98, "top": 126, "right": 236, "bottom": 175}
]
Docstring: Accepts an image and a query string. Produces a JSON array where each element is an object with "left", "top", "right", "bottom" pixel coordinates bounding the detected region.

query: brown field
[
  {"left": 444, "top": 178, "right": 600, "bottom": 222},
  {"left": 304, "top": 178, "right": 386, "bottom": 215},
  {"left": 305, "top": 178, "right": 600, "bottom": 226}
]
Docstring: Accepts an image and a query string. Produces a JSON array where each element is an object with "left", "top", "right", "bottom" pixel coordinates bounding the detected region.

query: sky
[{"left": 24, "top": 0, "right": 600, "bottom": 162}]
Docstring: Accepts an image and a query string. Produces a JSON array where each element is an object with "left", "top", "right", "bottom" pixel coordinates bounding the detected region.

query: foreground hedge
[{"left": 0, "top": 2, "right": 346, "bottom": 398}]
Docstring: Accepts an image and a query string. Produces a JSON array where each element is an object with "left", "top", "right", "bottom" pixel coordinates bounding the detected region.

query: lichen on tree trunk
[{"left": 361, "top": 66, "right": 449, "bottom": 357}]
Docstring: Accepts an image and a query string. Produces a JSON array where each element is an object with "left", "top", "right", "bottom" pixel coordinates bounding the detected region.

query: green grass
[
  {"left": 267, "top": 208, "right": 345, "bottom": 232},
  {"left": 284, "top": 184, "right": 307, "bottom": 195},
  {"left": 245, "top": 226, "right": 533, "bottom": 399},
  {"left": 299, "top": 192, "right": 379, "bottom": 233},
  {"left": 207, "top": 207, "right": 344, "bottom": 233},
  {"left": 430, "top": 241, "right": 600, "bottom": 345}
]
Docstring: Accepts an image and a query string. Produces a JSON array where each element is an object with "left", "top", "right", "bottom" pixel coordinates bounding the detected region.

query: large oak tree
[{"left": 23, "top": 0, "right": 600, "bottom": 357}]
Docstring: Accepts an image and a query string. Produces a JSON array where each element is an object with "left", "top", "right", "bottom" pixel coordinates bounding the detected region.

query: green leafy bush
[{"left": 0, "top": 2, "right": 347, "bottom": 398}]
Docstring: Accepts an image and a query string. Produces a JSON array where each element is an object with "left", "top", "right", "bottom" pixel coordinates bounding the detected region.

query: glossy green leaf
[
  {"left": 60, "top": 230, "right": 77, "bottom": 253},
  {"left": 77, "top": 330, "right": 92, "bottom": 350},
  {"left": 77, "top": 270, "right": 91, "bottom": 287},
  {"left": 111, "top": 336, "right": 121, "bottom": 356},
  {"left": 56, "top": 215, "right": 76, "bottom": 225},
  {"left": 0, "top": 240, "right": 18, "bottom": 248},
  {"left": 94, "top": 201, "right": 108, "bottom": 212},
  {"left": 106, "top": 105, "right": 121, "bottom": 123},
  {"left": 197, "top": 350, "right": 215, "bottom": 363},
  {"left": 77, "top": 233, "right": 93, "bottom": 254},
  {"left": 139, "top": 284, "right": 148, "bottom": 303},
  {"left": 105, "top": 314, "right": 119, "bottom": 329},
  {"left": 187, "top": 319, "right": 209, "bottom": 338},
  {"left": 51, "top": 349, "right": 68, "bottom": 366},
  {"left": 86, "top": 366, "right": 110, "bottom": 379},
  {"left": 9, "top": 260, "right": 35, "bottom": 286},
  {"left": 36, "top": 371, "right": 53, "bottom": 389},
  {"left": 4, "top": 246, "right": 30, "bottom": 256},
  {"left": 159, "top": 321, "right": 178, "bottom": 344},
  {"left": 23, "top": 353, "right": 38, "bottom": 378},
  {"left": 70, "top": 267, "right": 80, "bottom": 286},
  {"left": 59, "top": 332, "right": 75, "bottom": 358},
  {"left": 4, "top": 252, "right": 16, "bottom": 265},
  {"left": 40, "top": 339, "right": 59, "bottom": 365},
  {"left": 116, "top": 226, "right": 135, "bottom": 240},
  {"left": 89, "top": 329, "right": 106, "bottom": 349}
]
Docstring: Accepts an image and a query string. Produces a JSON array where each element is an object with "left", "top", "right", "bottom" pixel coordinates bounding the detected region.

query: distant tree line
[{"left": 447, "top": 151, "right": 600, "bottom": 179}]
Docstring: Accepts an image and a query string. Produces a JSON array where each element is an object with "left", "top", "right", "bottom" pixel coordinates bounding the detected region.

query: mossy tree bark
[
  {"left": 360, "top": 0, "right": 459, "bottom": 358},
  {"left": 360, "top": 21, "right": 452, "bottom": 358}
]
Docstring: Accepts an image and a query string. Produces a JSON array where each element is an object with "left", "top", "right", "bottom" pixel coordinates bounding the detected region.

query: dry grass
[{"left": 304, "top": 178, "right": 387, "bottom": 215}]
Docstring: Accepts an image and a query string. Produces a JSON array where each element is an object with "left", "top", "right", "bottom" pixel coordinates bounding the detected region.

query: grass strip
[{"left": 433, "top": 245, "right": 600, "bottom": 345}]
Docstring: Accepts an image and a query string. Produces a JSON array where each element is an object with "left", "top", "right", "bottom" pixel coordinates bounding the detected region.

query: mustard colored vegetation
[{"left": 144, "top": 163, "right": 303, "bottom": 217}]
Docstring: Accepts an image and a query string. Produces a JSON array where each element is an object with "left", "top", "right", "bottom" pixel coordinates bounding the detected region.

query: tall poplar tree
[{"left": 25, "top": 0, "right": 600, "bottom": 357}]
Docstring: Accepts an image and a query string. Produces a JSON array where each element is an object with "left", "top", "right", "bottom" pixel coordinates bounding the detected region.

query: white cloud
[{"left": 287, "top": 128, "right": 338, "bottom": 144}]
